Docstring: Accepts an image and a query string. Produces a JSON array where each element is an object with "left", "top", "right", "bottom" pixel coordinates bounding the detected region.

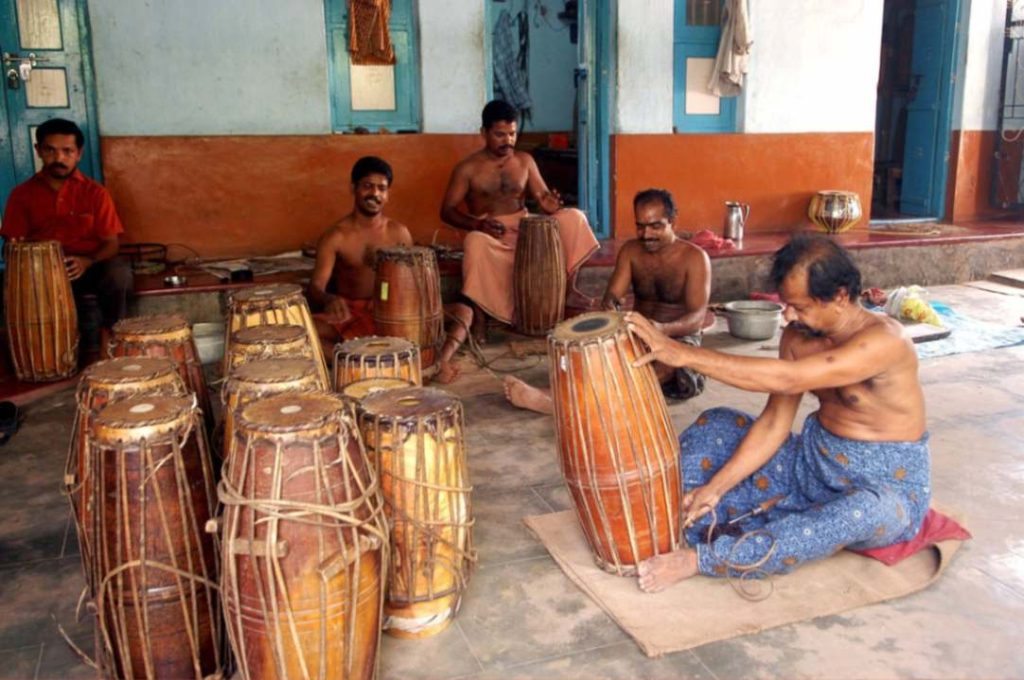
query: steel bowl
[
  {"left": 723, "top": 300, "right": 784, "bottom": 340},
  {"left": 163, "top": 275, "right": 188, "bottom": 287}
]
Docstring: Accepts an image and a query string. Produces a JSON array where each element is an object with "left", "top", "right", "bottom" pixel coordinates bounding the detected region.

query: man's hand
[
  {"left": 476, "top": 215, "right": 506, "bottom": 239},
  {"left": 324, "top": 296, "right": 352, "bottom": 325},
  {"left": 538, "top": 189, "right": 562, "bottom": 214},
  {"left": 626, "top": 312, "right": 687, "bottom": 368},
  {"left": 682, "top": 484, "right": 722, "bottom": 529},
  {"left": 64, "top": 255, "right": 93, "bottom": 281}
]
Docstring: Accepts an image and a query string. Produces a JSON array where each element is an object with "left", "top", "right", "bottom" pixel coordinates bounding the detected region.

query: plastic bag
[{"left": 883, "top": 286, "right": 941, "bottom": 326}]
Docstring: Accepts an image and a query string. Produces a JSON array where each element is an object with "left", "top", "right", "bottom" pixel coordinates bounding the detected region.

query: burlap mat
[{"left": 525, "top": 510, "right": 963, "bottom": 658}]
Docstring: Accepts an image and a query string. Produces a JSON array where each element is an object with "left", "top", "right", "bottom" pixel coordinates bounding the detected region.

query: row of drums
[{"left": 64, "top": 284, "right": 475, "bottom": 678}]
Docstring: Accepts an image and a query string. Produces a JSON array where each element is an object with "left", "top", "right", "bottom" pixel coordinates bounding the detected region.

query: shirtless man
[
  {"left": 311, "top": 156, "right": 470, "bottom": 383},
  {"left": 440, "top": 100, "right": 599, "bottom": 340},
  {"left": 504, "top": 188, "right": 711, "bottom": 413},
  {"left": 627, "top": 234, "right": 930, "bottom": 592}
]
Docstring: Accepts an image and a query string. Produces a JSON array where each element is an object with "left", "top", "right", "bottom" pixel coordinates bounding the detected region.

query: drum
[
  {"left": 513, "top": 215, "right": 566, "bottom": 336},
  {"left": 89, "top": 395, "right": 222, "bottom": 679},
  {"left": 2, "top": 240, "right": 79, "bottom": 381},
  {"left": 225, "top": 283, "right": 330, "bottom": 389},
  {"left": 65, "top": 358, "right": 186, "bottom": 595},
  {"left": 225, "top": 324, "right": 314, "bottom": 372},
  {"left": 548, "top": 312, "right": 681, "bottom": 576},
  {"left": 220, "top": 392, "right": 388, "bottom": 680},
  {"left": 333, "top": 335, "right": 422, "bottom": 390},
  {"left": 220, "top": 358, "right": 322, "bottom": 466},
  {"left": 808, "top": 190, "right": 863, "bottom": 234},
  {"left": 356, "top": 387, "right": 474, "bottom": 638},
  {"left": 109, "top": 314, "right": 214, "bottom": 435},
  {"left": 372, "top": 247, "right": 444, "bottom": 372}
]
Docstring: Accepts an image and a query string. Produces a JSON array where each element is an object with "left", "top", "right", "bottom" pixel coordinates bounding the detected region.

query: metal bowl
[
  {"left": 723, "top": 300, "right": 784, "bottom": 340},
  {"left": 163, "top": 275, "right": 188, "bottom": 288}
]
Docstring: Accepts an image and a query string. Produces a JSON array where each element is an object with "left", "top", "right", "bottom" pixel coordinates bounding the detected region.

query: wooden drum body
[
  {"left": 89, "top": 395, "right": 222, "bottom": 679},
  {"left": 808, "top": 190, "right": 863, "bottom": 234},
  {"left": 109, "top": 314, "right": 214, "bottom": 434},
  {"left": 226, "top": 284, "right": 330, "bottom": 389},
  {"left": 220, "top": 392, "right": 388, "bottom": 680},
  {"left": 66, "top": 357, "right": 186, "bottom": 594},
  {"left": 226, "top": 324, "right": 313, "bottom": 372},
  {"left": 220, "top": 358, "right": 322, "bottom": 466},
  {"left": 513, "top": 215, "right": 566, "bottom": 336},
  {"left": 372, "top": 247, "right": 443, "bottom": 372},
  {"left": 357, "top": 387, "right": 474, "bottom": 638},
  {"left": 333, "top": 335, "right": 422, "bottom": 390},
  {"left": 548, "top": 312, "right": 681, "bottom": 575},
  {"left": 3, "top": 240, "right": 79, "bottom": 381}
]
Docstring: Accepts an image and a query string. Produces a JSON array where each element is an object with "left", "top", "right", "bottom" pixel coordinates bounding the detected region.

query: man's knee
[{"left": 463, "top": 231, "right": 495, "bottom": 258}]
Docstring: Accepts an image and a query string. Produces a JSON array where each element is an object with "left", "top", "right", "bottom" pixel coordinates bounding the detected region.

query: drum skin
[
  {"left": 89, "top": 395, "right": 222, "bottom": 679},
  {"left": 548, "top": 312, "right": 681, "bottom": 575},
  {"left": 109, "top": 314, "right": 215, "bottom": 435},
  {"left": 372, "top": 247, "right": 444, "bottom": 371},
  {"left": 513, "top": 215, "right": 566, "bottom": 336},
  {"left": 225, "top": 283, "right": 330, "bottom": 389},
  {"left": 333, "top": 335, "right": 422, "bottom": 390},
  {"left": 66, "top": 357, "right": 186, "bottom": 595},
  {"left": 221, "top": 392, "right": 388, "bottom": 680},
  {"left": 3, "top": 240, "right": 79, "bottom": 381},
  {"left": 225, "top": 324, "right": 314, "bottom": 372},
  {"left": 356, "top": 387, "right": 474, "bottom": 639}
]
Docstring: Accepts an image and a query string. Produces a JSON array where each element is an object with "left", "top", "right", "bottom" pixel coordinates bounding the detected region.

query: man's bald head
[{"left": 771, "top": 234, "right": 862, "bottom": 303}]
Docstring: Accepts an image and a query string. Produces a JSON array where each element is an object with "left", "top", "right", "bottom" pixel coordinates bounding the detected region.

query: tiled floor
[{"left": 1, "top": 284, "right": 1023, "bottom": 679}]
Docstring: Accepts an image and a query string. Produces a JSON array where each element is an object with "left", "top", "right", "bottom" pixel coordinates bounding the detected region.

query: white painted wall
[
  {"left": 956, "top": 0, "right": 1005, "bottom": 130},
  {"left": 420, "top": 0, "right": 487, "bottom": 133},
  {"left": 615, "top": 0, "right": 674, "bottom": 133},
  {"left": 88, "top": 0, "right": 331, "bottom": 136},
  {"left": 743, "top": 0, "right": 885, "bottom": 133}
]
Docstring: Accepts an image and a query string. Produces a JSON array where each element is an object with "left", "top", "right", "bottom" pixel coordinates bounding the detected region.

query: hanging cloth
[
  {"left": 709, "top": 0, "right": 753, "bottom": 97},
  {"left": 492, "top": 9, "right": 533, "bottom": 114},
  {"left": 349, "top": 0, "right": 395, "bottom": 65}
]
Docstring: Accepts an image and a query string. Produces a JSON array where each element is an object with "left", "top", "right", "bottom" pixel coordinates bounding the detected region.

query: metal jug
[{"left": 723, "top": 202, "right": 750, "bottom": 242}]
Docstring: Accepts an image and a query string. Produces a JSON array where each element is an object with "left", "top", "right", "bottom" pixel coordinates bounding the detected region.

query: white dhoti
[{"left": 461, "top": 208, "right": 599, "bottom": 324}]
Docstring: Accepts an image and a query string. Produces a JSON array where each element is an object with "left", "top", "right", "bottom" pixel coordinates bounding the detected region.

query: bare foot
[
  {"left": 503, "top": 376, "right": 555, "bottom": 415},
  {"left": 637, "top": 548, "right": 699, "bottom": 593},
  {"left": 433, "top": 360, "right": 461, "bottom": 385}
]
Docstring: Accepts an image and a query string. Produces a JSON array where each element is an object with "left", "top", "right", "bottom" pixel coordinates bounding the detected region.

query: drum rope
[{"left": 694, "top": 505, "right": 778, "bottom": 602}]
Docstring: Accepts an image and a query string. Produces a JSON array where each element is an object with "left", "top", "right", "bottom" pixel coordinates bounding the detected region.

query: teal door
[
  {"left": 576, "top": 0, "right": 613, "bottom": 238},
  {"left": 899, "top": 0, "right": 959, "bottom": 217},
  {"left": 0, "top": 0, "right": 100, "bottom": 209}
]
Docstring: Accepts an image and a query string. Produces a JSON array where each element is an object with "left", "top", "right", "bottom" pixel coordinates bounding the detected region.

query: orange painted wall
[
  {"left": 945, "top": 130, "right": 1009, "bottom": 221},
  {"left": 100, "top": 134, "right": 482, "bottom": 259},
  {"left": 611, "top": 133, "right": 875, "bottom": 239}
]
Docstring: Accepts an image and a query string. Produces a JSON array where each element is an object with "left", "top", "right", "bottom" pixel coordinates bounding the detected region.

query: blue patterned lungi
[{"left": 680, "top": 407, "right": 931, "bottom": 577}]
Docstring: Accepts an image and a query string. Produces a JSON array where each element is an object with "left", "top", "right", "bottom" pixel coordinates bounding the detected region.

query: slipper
[{"left": 0, "top": 401, "right": 20, "bottom": 446}]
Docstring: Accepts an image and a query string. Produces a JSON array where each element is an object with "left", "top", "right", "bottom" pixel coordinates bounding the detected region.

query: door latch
[
  {"left": 18, "top": 59, "right": 32, "bottom": 82},
  {"left": 5, "top": 69, "right": 19, "bottom": 90}
]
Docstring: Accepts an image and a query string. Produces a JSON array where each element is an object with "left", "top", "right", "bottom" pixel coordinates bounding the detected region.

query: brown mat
[{"left": 525, "top": 510, "right": 963, "bottom": 657}]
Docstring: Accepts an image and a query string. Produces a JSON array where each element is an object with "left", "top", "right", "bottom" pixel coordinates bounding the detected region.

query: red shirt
[{"left": 2, "top": 170, "right": 124, "bottom": 256}]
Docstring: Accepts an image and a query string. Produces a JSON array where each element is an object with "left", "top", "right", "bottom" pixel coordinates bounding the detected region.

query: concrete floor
[{"left": 1, "top": 283, "right": 1022, "bottom": 679}]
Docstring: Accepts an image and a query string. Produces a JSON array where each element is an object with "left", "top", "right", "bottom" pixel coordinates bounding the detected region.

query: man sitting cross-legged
[{"left": 504, "top": 188, "right": 711, "bottom": 413}]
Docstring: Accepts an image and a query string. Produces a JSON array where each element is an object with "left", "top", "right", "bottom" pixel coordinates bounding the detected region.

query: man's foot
[
  {"left": 503, "top": 376, "right": 555, "bottom": 415},
  {"left": 637, "top": 548, "right": 699, "bottom": 593},
  {"left": 433, "top": 359, "right": 461, "bottom": 385}
]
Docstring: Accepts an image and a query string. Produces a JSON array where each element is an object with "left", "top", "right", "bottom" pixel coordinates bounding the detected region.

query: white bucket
[{"left": 193, "top": 322, "right": 226, "bottom": 364}]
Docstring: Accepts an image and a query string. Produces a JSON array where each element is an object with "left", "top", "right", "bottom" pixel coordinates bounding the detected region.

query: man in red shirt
[{"left": 2, "top": 118, "right": 133, "bottom": 336}]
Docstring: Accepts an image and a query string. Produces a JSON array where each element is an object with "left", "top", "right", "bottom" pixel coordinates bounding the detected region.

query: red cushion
[{"left": 852, "top": 508, "right": 972, "bottom": 566}]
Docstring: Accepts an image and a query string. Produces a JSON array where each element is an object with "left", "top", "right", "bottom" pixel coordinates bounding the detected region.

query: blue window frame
[
  {"left": 673, "top": 0, "right": 736, "bottom": 133},
  {"left": 325, "top": 2, "right": 421, "bottom": 132}
]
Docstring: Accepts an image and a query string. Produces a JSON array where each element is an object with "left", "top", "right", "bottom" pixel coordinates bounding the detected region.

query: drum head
[
  {"left": 342, "top": 377, "right": 413, "bottom": 401},
  {"left": 238, "top": 391, "right": 343, "bottom": 433},
  {"left": 83, "top": 357, "right": 179, "bottom": 384},
  {"left": 338, "top": 335, "right": 416, "bottom": 357},
  {"left": 92, "top": 394, "right": 194, "bottom": 442},
  {"left": 551, "top": 311, "right": 624, "bottom": 342},
  {"left": 231, "top": 283, "right": 302, "bottom": 303},
  {"left": 359, "top": 386, "right": 457, "bottom": 421},
  {"left": 113, "top": 313, "right": 189, "bottom": 336},
  {"left": 374, "top": 245, "right": 435, "bottom": 266},
  {"left": 232, "top": 324, "right": 307, "bottom": 345},
  {"left": 230, "top": 357, "right": 318, "bottom": 385}
]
